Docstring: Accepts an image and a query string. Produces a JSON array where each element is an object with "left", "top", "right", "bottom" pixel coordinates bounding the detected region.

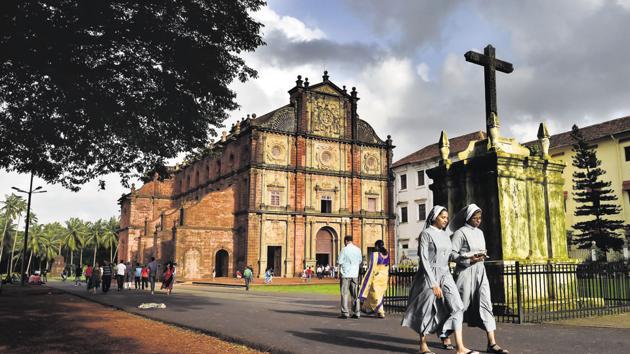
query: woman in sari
[
  {"left": 359, "top": 240, "right": 390, "bottom": 318},
  {"left": 443, "top": 204, "right": 509, "bottom": 354},
  {"left": 401, "top": 205, "right": 477, "bottom": 354},
  {"left": 161, "top": 262, "right": 174, "bottom": 295}
]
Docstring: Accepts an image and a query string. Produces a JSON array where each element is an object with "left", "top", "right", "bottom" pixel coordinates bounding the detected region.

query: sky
[{"left": 3, "top": 0, "right": 630, "bottom": 225}]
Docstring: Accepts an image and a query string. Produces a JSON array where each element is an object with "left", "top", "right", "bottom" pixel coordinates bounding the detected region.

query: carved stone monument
[
  {"left": 50, "top": 255, "right": 65, "bottom": 275},
  {"left": 427, "top": 45, "right": 569, "bottom": 262}
]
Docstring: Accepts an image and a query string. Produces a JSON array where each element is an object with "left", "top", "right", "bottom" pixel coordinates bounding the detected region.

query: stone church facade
[{"left": 117, "top": 73, "right": 395, "bottom": 279}]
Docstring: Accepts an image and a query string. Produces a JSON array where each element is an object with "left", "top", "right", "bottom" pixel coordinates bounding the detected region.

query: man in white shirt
[
  {"left": 337, "top": 235, "right": 363, "bottom": 319},
  {"left": 115, "top": 260, "right": 126, "bottom": 291}
]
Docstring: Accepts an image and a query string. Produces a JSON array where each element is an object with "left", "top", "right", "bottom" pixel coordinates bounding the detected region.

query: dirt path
[{"left": 0, "top": 284, "right": 264, "bottom": 354}]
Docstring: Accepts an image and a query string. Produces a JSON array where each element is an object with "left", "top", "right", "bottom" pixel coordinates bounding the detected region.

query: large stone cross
[{"left": 465, "top": 45, "right": 513, "bottom": 134}]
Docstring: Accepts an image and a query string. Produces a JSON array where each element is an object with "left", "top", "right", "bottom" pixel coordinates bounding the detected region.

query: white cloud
[
  {"left": 416, "top": 63, "right": 430, "bottom": 82},
  {"left": 252, "top": 7, "right": 325, "bottom": 42}
]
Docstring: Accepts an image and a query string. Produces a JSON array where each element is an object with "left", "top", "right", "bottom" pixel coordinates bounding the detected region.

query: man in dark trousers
[
  {"left": 147, "top": 257, "right": 158, "bottom": 295},
  {"left": 101, "top": 260, "right": 113, "bottom": 293}
]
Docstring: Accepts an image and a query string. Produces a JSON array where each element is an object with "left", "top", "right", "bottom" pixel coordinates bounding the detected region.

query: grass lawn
[{"left": 251, "top": 283, "right": 339, "bottom": 295}]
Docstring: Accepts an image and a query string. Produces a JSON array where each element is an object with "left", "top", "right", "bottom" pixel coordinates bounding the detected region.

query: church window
[
  {"left": 179, "top": 208, "right": 185, "bottom": 226},
  {"left": 400, "top": 174, "right": 407, "bottom": 190},
  {"left": 186, "top": 175, "right": 191, "bottom": 190},
  {"left": 321, "top": 195, "right": 332, "bottom": 213},
  {"left": 217, "top": 160, "right": 222, "bottom": 175},
  {"left": 417, "top": 170, "right": 425, "bottom": 186},
  {"left": 400, "top": 206, "right": 408, "bottom": 223},
  {"left": 418, "top": 203, "right": 426, "bottom": 221},
  {"left": 625, "top": 146, "right": 630, "bottom": 161},
  {"left": 229, "top": 154, "right": 235, "bottom": 169},
  {"left": 270, "top": 191, "right": 281, "bottom": 206},
  {"left": 367, "top": 197, "right": 377, "bottom": 212}
]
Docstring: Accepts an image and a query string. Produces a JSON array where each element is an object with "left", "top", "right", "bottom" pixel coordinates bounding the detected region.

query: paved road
[{"left": 48, "top": 281, "right": 629, "bottom": 354}]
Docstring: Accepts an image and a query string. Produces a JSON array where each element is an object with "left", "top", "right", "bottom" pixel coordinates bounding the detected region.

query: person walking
[
  {"left": 84, "top": 264, "right": 93, "bottom": 291},
  {"left": 101, "top": 260, "right": 112, "bottom": 293},
  {"left": 161, "top": 262, "right": 175, "bottom": 295},
  {"left": 134, "top": 263, "right": 142, "bottom": 290},
  {"left": 125, "top": 261, "right": 134, "bottom": 290},
  {"left": 401, "top": 205, "right": 477, "bottom": 354},
  {"left": 141, "top": 264, "right": 149, "bottom": 290},
  {"left": 359, "top": 240, "right": 390, "bottom": 319},
  {"left": 441, "top": 204, "right": 509, "bottom": 354},
  {"left": 88, "top": 262, "right": 101, "bottom": 294},
  {"left": 337, "top": 235, "right": 363, "bottom": 319},
  {"left": 115, "top": 260, "right": 126, "bottom": 291},
  {"left": 243, "top": 265, "right": 253, "bottom": 291},
  {"left": 264, "top": 268, "right": 273, "bottom": 284},
  {"left": 147, "top": 257, "right": 158, "bottom": 294},
  {"left": 74, "top": 264, "right": 82, "bottom": 286}
]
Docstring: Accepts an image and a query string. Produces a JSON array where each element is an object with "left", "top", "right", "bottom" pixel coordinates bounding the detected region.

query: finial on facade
[
  {"left": 342, "top": 85, "right": 347, "bottom": 94},
  {"left": 488, "top": 112, "right": 501, "bottom": 150},
  {"left": 439, "top": 130, "right": 451, "bottom": 167},
  {"left": 386, "top": 135, "right": 392, "bottom": 145},
  {"left": 131, "top": 183, "right": 136, "bottom": 192},
  {"left": 296, "top": 75, "right": 303, "bottom": 87},
  {"left": 221, "top": 130, "right": 227, "bottom": 142},
  {"left": 304, "top": 77, "right": 309, "bottom": 87},
  {"left": 323, "top": 70, "right": 329, "bottom": 81},
  {"left": 537, "top": 122, "right": 551, "bottom": 157},
  {"left": 351, "top": 87, "right": 357, "bottom": 98},
  {"left": 235, "top": 120, "right": 241, "bottom": 134},
  {"left": 251, "top": 113, "right": 257, "bottom": 119}
]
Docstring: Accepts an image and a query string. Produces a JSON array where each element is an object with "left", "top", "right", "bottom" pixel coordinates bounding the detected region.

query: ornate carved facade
[{"left": 117, "top": 73, "right": 395, "bottom": 279}]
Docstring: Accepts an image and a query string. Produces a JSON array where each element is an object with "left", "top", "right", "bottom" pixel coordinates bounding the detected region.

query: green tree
[
  {"left": 64, "top": 218, "right": 85, "bottom": 265},
  {"left": 87, "top": 220, "right": 104, "bottom": 266},
  {"left": 26, "top": 224, "right": 44, "bottom": 274},
  {"left": 570, "top": 125, "right": 625, "bottom": 252},
  {"left": 0, "top": 193, "right": 26, "bottom": 268},
  {"left": 40, "top": 223, "right": 62, "bottom": 271},
  {"left": 102, "top": 217, "right": 120, "bottom": 263},
  {"left": 0, "top": 0, "right": 265, "bottom": 190}
]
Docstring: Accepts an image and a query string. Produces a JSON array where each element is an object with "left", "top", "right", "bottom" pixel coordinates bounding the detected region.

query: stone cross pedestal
[{"left": 427, "top": 45, "right": 569, "bottom": 262}]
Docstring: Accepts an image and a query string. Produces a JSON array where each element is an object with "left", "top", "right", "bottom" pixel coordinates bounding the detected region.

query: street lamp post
[{"left": 12, "top": 172, "right": 46, "bottom": 285}]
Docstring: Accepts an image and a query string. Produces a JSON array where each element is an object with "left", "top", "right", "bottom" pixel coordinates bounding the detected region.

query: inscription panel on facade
[{"left": 362, "top": 180, "right": 384, "bottom": 212}]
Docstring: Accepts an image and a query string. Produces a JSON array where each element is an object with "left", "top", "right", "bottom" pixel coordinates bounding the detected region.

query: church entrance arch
[
  {"left": 215, "top": 250, "right": 229, "bottom": 277},
  {"left": 315, "top": 227, "right": 336, "bottom": 267}
]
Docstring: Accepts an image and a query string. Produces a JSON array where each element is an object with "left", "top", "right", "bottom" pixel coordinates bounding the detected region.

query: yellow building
[{"left": 537, "top": 116, "right": 630, "bottom": 236}]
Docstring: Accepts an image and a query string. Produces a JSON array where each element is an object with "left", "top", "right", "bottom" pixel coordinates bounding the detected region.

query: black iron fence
[{"left": 384, "top": 261, "right": 630, "bottom": 323}]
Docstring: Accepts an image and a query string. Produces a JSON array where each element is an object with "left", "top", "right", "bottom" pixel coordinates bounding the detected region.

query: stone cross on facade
[{"left": 465, "top": 45, "right": 513, "bottom": 143}]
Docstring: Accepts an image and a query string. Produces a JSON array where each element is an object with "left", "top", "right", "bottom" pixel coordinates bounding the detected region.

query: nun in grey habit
[
  {"left": 402, "top": 206, "right": 476, "bottom": 354},
  {"left": 446, "top": 204, "right": 509, "bottom": 354}
]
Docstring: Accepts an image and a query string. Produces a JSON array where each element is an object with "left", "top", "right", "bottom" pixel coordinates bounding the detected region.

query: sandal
[
  {"left": 420, "top": 351, "right": 435, "bottom": 354},
  {"left": 465, "top": 351, "right": 479, "bottom": 354},
  {"left": 487, "top": 344, "right": 509, "bottom": 354}
]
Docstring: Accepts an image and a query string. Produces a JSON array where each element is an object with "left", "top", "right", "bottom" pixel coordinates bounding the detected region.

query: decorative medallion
[
  {"left": 310, "top": 95, "right": 342, "bottom": 137},
  {"left": 362, "top": 153, "right": 380, "bottom": 174}
]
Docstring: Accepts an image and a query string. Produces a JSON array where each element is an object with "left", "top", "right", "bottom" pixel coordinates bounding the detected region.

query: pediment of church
[{"left": 311, "top": 83, "right": 343, "bottom": 96}]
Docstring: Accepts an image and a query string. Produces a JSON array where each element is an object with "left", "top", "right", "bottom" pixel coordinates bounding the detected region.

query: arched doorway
[
  {"left": 316, "top": 227, "right": 335, "bottom": 267},
  {"left": 215, "top": 250, "right": 229, "bottom": 277}
]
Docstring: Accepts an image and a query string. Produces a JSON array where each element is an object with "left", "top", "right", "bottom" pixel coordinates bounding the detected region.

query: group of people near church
[
  {"left": 70, "top": 257, "right": 176, "bottom": 296},
  {"left": 337, "top": 204, "right": 509, "bottom": 354}
]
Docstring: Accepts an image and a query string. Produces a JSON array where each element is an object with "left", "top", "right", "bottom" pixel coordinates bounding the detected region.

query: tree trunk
[
  {"left": 79, "top": 248, "right": 83, "bottom": 265},
  {"left": 0, "top": 213, "right": 10, "bottom": 267},
  {"left": 26, "top": 251, "right": 32, "bottom": 274},
  {"left": 93, "top": 243, "right": 97, "bottom": 266},
  {"left": 113, "top": 244, "right": 119, "bottom": 263},
  {"left": 110, "top": 244, "right": 113, "bottom": 263},
  {"left": 70, "top": 249, "right": 74, "bottom": 265}
]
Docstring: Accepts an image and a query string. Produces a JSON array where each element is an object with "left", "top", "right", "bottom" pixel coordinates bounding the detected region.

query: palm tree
[
  {"left": 26, "top": 224, "right": 44, "bottom": 274},
  {"left": 64, "top": 218, "right": 85, "bottom": 266},
  {"left": 86, "top": 220, "right": 104, "bottom": 266},
  {"left": 102, "top": 217, "right": 120, "bottom": 263},
  {"left": 40, "top": 224, "right": 62, "bottom": 271},
  {"left": 10, "top": 212, "right": 36, "bottom": 275},
  {"left": 0, "top": 194, "right": 26, "bottom": 268}
]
